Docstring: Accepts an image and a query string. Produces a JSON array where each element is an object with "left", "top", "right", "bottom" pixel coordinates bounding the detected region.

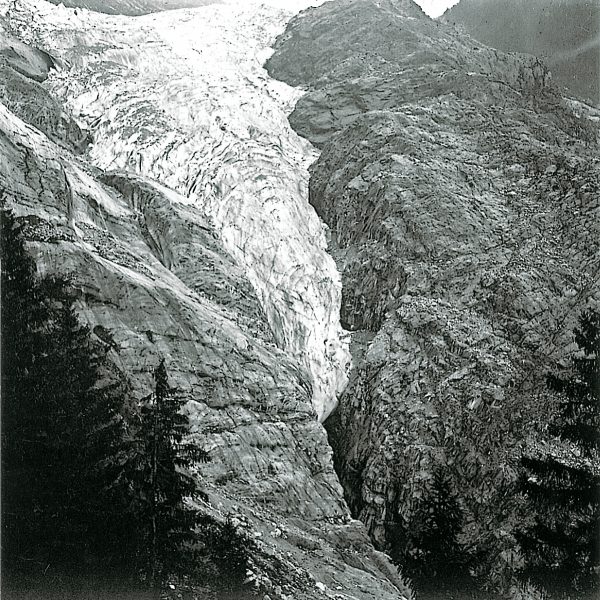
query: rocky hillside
[
  {"left": 443, "top": 0, "right": 600, "bottom": 106},
  {"left": 0, "top": 2, "right": 411, "bottom": 598},
  {"left": 266, "top": 0, "right": 600, "bottom": 576}
]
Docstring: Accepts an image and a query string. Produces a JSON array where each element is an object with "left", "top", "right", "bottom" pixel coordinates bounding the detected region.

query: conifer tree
[
  {"left": 129, "top": 360, "right": 209, "bottom": 587},
  {"left": 400, "top": 467, "right": 465, "bottom": 578},
  {"left": 519, "top": 310, "right": 600, "bottom": 586},
  {"left": 2, "top": 206, "right": 241, "bottom": 592},
  {"left": 1, "top": 207, "right": 135, "bottom": 580}
]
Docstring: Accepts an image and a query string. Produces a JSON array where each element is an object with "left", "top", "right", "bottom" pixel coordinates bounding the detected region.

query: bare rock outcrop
[
  {"left": 0, "top": 23, "right": 90, "bottom": 152},
  {"left": 0, "top": 18, "right": 54, "bottom": 80},
  {"left": 266, "top": 0, "right": 600, "bottom": 560}
]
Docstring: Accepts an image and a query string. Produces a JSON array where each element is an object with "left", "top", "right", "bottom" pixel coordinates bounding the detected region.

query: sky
[{"left": 414, "top": 0, "right": 461, "bottom": 18}]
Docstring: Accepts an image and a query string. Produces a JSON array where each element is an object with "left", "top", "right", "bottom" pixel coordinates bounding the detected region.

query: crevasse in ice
[{"left": 7, "top": 0, "right": 349, "bottom": 420}]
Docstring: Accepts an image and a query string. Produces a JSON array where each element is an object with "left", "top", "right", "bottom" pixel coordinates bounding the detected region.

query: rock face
[
  {"left": 443, "top": 0, "right": 600, "bottom": 106},
  {"left": 267, "top": 0, "right": 600, "bottom": 556},
  {"left": 0, "top": 19, "right": 54, "bottom": 80},
  {"left": 0, "top": 1, "right": 410, "bottom": 598},
  {"left": 0, "top": 20, "right": 90, "bottom": 151},
  {"left": 0, "top": 64, "right": 90, "bottom": 153}
]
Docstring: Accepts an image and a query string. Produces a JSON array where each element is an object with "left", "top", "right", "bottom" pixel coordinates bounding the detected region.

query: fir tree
[
  {"left": 391, "top": 467, "right": 465, "bottom": 579},
  {"left": 519, "top": 310, "right": 600, "bottom": 586},
  {"left": 548, "top": 310, "right": 600, "bottom": 455},
  {"left": 2, "top": 206, "right": 243, "bottom": 592},
  {"left": 129, "top": 360, "right": 209, "bottom": 587},
  {"left": 1, "top": 207, "right": 135, "bottom": 580}
]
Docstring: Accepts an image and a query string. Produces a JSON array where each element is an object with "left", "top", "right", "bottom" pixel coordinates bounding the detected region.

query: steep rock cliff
[
  {"left": 0, "top": 3, "right": 410, "bottom": 598},
  {"left": 266, "top": 0, "right": 600, "bottom": 560}
]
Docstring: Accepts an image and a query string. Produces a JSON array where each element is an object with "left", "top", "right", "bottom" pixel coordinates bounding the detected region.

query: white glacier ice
[{"left": 4, "top": 0, "right": 350, "bottom": 420}]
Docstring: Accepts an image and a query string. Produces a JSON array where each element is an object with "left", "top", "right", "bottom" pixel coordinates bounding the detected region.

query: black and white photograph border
[{"left": 1, "top": 0, "right": 598, "bottom": 598}]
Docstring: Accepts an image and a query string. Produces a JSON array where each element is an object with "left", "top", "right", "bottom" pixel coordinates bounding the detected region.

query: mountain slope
[
  {"left": 0, "top": 3, "right": 410, "bottom": 598},
  {"left": 443, "top": 0, "right": 600, "bottom": 105},
  {"left": 266, "top": 0, "right": 600, "bottom": 584}
]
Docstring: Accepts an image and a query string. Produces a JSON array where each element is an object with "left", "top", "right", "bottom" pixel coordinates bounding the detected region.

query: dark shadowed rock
[
  {"left": 0, "top": 21, "right": 54, "bottom": 81},
  {"left": 0, "top": 61, "right": 91, "bottom": 152},
  {"left": 0, "top": 32, "right": 54, "bottom": 82}
]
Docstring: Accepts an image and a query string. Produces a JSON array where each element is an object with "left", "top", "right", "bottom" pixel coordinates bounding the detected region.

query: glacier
[{"left": 5, "top": 0, "right": 350, "bottom": 421}]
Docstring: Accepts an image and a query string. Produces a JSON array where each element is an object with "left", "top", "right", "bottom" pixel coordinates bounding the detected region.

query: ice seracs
[{"left": 11, "top": 0, "right": 348, "bottom": 420}]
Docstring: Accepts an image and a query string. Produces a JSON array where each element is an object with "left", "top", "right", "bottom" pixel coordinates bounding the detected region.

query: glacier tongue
[{"left": 11, "top": 0, "right": 348, "bottom": 420}]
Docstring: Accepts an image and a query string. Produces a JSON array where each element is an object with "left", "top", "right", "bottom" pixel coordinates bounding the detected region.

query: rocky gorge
[{"left": 1, "top": 0, "right": 599, "bottom": 597}]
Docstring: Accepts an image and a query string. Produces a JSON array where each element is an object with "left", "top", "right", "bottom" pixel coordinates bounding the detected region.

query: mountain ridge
[{"left": 442, "top": 0, "right": 600, "bottom": 105}]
